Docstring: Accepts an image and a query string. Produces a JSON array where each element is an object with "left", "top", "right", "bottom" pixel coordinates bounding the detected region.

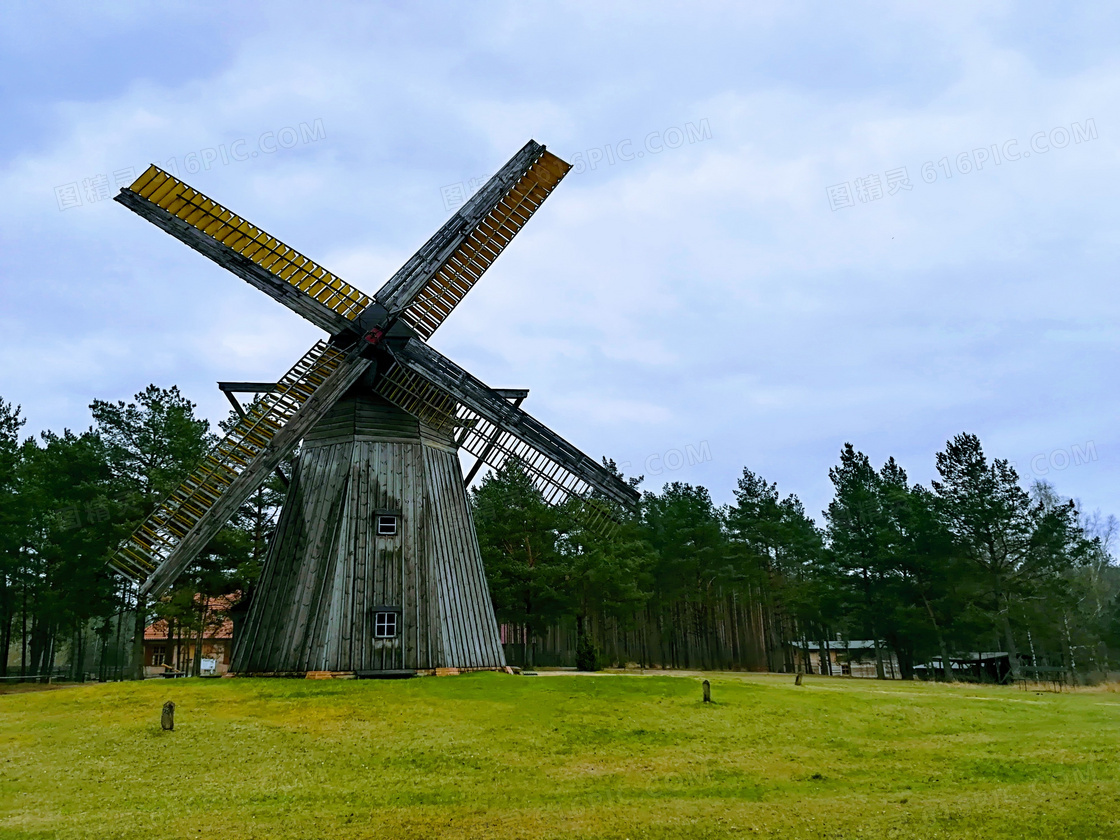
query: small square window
[
  {"left": 374, "top": 611, "right": 398, "bottom": 639},
  {"left": 377, "top": 514, "right": 398, "bottom": 536}
]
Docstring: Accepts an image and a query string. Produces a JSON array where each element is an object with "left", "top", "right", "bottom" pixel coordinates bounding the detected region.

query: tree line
[
  {"left": 1, "top": 384, "right": 1117, "bottom": 682},
  {"left": 0, "top": 388, "right": 284, "bottom": 679},
  {"left": 473, "top": 440, "right": 1120, "bottom": 680}
]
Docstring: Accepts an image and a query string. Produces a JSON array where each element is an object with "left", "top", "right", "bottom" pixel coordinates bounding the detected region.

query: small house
[
  {"left": 143, "top": 596, "right": 235, "bottom": 678},
  {"left": 789, "top": 640, "right": 903, "bottom": 678}
]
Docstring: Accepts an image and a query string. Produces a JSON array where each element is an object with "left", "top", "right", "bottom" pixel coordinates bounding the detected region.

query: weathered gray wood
[
  {"left": 324, "top": 456, "right": 354, "bottom": 669},
  {"left": 266, "top": 451, "right": 321, "bottom": 668},
  {"left": 348, "top": 450, "right": 366, "bottom": 670},
  {"left": 299, "top": 444, "right": 350, "bottom": 669},
  {"left": 433, "top": 448, "right": 478, "bottom": 664},
  {"left": 423, "top": 445, "right": 504, "bottom": 668},
  {"left": 238, "top": 456, "right": 300, "bottom": 664},
  {"left": 374, "top": 141, "right": 545, "bottom": 314},
  {"left": 299, "top": 446, "right": 348, "bottom": 668},
  {"left": 231, "top": 391, "right": 504, "bottom": 674},
  {"left": 248, "top": 441, "right": 348, "bottom": 671},
  {"left": 218, "top": 381, "right": 277, "bottom": 394},
  {"left": 139, "top": 349, "right": 373, "bottom": 600}
]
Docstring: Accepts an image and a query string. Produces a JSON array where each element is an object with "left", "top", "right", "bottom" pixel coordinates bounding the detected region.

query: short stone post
[
  {"left": 161, "top": 701, "right": 175, "bottom": 731},
  {"left": 795, "top": 673, "right": 803, "bottom": 685},
  {"left": 702, "top": 679, "right": 711, "bottom": 703}
]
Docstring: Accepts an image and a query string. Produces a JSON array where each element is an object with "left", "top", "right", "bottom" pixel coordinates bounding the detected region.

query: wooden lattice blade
[
  {"left": 373, "top": 339, "right": 638, "bottom": 529},
  {"left": 115, "top": 167, "right": 373, "bottom": 336},
  {"left": 108, "top": 341, "right": 373, "bottom": 598},
  {"left": 375, "top": 140, "right": 571, "bottom": 340}
]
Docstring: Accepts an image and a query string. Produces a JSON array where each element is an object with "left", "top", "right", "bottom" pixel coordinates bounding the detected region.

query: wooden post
[
  {"left": 161, "top": 701, "right": 175, "bottom": 731},
  {"left": 795, "top": 673, "right": 803, "bottom": 685},
  {"left": 702, "top": 679, "right": 711, "bottom": 703}
]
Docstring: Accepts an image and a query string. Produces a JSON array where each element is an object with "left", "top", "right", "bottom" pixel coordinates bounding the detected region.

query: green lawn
[{"left": 1, "top": 671, "right": 1118, "bottom": 839}]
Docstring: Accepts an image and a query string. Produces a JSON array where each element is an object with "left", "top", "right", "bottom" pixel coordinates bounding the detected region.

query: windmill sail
[
  {"left": 109, "top": 140, "right": 634, "bottom": 611},
  {"left": 115, "top": 167, "right": 372, "bottom": 335},
  {"left": 109, "top": 341, "right": 373, "bottom": 598},
  {"left": 375, "top": 141, "right": 571, "bottom": 339},
  {"left": 374, "top": 338, "right": 638, "bottom": 530}
]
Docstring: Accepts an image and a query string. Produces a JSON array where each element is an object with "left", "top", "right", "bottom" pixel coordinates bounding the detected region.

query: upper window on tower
[{"left": 377, "top": 514, "right": 398, "bottom": 536}]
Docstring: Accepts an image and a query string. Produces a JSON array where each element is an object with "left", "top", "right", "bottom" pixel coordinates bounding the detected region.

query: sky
[{"left": 1, "top": 1, "right": 1118, "bottom": 524}]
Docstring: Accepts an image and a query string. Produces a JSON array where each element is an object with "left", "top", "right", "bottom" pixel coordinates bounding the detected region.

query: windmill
[{"left": 107, "top": 140, "right": 639, "bottom": 676}]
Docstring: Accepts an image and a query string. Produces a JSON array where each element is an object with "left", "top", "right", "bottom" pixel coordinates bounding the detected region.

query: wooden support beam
[
  {"left": 462, "top": 391, "right": 526, "bottom": 487},
  {"left": 221, "top": 389, "right": 244, "bottom": 416},
  {"left": 218, "top": 381, "right": 278, "bottom": 393},
  {"left": 391, "top": 339, "right": 638, "bottom": 509}
]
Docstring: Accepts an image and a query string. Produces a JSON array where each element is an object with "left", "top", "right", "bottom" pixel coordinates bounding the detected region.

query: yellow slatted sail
[
  {"left": 399, "top": 150, "right": 571, "bottom": 338},
  {"left": 108, "top": 340, "right": 348, "bottom": 583},
  {"left": 125, "top": 166, "right": 373, "bottom": 322}
]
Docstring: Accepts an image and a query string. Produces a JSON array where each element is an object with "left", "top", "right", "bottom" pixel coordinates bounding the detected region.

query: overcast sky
[{"left": 1, "top": 2, "right": 1117, "bottom": 523}]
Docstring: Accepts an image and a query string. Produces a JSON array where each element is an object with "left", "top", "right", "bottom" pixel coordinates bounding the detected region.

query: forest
[{"left": 1, "top": 386, "right": 1117, "bottom": 682}]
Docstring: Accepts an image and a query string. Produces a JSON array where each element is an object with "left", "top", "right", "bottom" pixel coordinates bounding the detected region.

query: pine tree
[
  {"left": 825, "top": 444, "right": 890, "bottom": 678},
  {"left": 471, "top": 460, "right": 564, "bottom": 668},
  {"left": 933, "top": 433, "right": 1091, "bottom": 680}
]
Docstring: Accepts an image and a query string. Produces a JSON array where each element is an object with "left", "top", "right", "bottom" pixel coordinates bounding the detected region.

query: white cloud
[{"left": 3, "top": 1, "right": 1120, "bottom": 521}]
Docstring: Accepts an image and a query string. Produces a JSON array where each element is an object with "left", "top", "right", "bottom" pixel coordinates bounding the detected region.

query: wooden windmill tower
[{"left": 108, "top": 141, "right": 639, "bottom": 676}]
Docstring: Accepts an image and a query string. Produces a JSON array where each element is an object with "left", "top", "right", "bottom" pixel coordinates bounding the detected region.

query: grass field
[{"left": 1, "top": 671, "right": 1118, "bottom": 839}]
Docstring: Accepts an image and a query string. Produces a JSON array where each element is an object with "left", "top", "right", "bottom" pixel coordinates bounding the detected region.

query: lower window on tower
[{"left": 373, "top": 611, "right": 399, "bottom": 639}]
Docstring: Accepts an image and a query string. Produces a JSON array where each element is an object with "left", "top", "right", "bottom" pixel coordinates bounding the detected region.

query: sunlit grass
[{"left": 2, "top": 671, "right": 1118, "bottom": 838}]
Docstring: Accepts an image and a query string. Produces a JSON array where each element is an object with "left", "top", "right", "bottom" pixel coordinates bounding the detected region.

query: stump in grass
[
  {"left": 161, "top": 701, "right": 175, "bottom": 731},
  {"left": 702, "top": 679, "right": 711, "bottom": 703},
  {"left": 795, "top": 673, "right": 803, "bottom": 685}
]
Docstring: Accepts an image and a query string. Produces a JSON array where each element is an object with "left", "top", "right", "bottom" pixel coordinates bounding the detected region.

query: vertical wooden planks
[
  {"left": 294, "top": 441, "right": 351, "bottom": 670},
  {"left": 402, "top": 440, "right": 420, "bottom": 669},
  {"left": 232, "top": 390, "right": 505, "bottom": 675},
  {"left": 351, "top": 441, "right": 371, "bottom": 670},
  {"left": 422, "top": 445, "right": 505, "bottom": 668}
]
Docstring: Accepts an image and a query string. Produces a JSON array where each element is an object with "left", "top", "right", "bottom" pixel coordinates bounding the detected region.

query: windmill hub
[{"left": 108, "top": 141, "right": 639, "bottom": 676}]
